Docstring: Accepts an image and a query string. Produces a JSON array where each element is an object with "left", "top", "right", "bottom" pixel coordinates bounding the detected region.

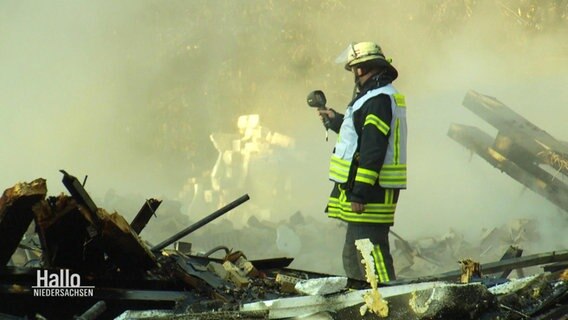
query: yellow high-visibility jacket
[{"left": 326, "top": 81, "right": 407, "bottom": 224}]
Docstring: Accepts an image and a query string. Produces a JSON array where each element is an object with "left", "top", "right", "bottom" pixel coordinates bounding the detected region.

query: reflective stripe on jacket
[
  {"left": 327, "top": 184, "right": 398, "bottom": 224},
  {"left": 328, "top": 84, "right": 407, "bottom": 189}
]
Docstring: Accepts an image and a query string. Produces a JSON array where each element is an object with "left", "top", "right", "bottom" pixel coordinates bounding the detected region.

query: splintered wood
[
  {"left": 100, "top": 209, "right": 157, "bottom": 271},
  {"left": 0, "top": 178, "right": 47, "bottom": 266},
  {"left": 34, "top": 195, "right": 94, "bottom": 269}
]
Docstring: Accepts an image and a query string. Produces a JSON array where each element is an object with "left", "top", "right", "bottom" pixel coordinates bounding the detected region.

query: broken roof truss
[{"left": 448, "top": 90, "right": 568, "bottom": 213}]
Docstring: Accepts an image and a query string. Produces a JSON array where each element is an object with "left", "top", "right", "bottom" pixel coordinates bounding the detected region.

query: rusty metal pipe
[{"left": 151, "top": 194, "right": 250, "bottom": 252}]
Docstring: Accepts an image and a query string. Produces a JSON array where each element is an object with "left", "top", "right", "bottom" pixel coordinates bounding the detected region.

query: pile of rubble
[
  {"left": 1, "top": 91, "right": 568, "bottom": 319},
  {"left": 1, "top": 171, "right": 567, "bottom": 320},
  {"left": 391, "top": 219, "right": 544, "bottom": 279}
]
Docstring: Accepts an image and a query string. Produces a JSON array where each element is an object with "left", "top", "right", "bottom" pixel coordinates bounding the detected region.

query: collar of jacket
[{"left": 350, "top": 74, "right": 391, "bottom": 106}]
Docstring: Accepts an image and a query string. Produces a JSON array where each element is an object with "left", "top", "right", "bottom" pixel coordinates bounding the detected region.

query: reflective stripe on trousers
[
  {"left": 342, "top": 223, "right": 396, "bottom": 282},
  {"left": 372, "top": 244, "right": 390, "bottom": 282}
]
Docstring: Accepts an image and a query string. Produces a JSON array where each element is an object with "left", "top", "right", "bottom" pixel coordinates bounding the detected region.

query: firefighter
[{"left": 317, "top": 41, "right": 407, "bottom": 282}]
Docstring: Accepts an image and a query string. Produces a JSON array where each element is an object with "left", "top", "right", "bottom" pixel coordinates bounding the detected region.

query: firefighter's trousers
[{"left": 342, "top": 222, "right": 396, "bottom": 282}]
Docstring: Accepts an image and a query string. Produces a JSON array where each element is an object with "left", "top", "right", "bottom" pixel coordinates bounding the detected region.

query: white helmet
[{"left": 336, "top": 41, "right": 398, "bottom": 79}]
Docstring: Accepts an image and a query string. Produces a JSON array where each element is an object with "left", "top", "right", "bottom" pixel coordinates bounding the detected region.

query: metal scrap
[{"left": 0, "top": 161, "right": 567, "bottom": 319}]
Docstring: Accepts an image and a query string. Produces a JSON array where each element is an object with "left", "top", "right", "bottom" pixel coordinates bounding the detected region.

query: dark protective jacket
[{"left": 325, "top": 75, "right": 407, "bottom": 225}]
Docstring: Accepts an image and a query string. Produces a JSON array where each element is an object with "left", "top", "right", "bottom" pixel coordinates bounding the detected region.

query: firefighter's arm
[
  {"left": 317, "top": 108, "right": 344, "bottom": 133},
  {"left": 350, "top": 95, "right": 392, "bottom": 205}
]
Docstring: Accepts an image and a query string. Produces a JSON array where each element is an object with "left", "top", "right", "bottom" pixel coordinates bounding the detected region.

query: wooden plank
[
  {"left": 60, "top": 170, "right": 101, "bottom": 228},
  {"left": 130, "top": 199, "right": 161, "bottom": 235},
  {"left": 100, "top": 209, "right": 157, "bottom": 271}
]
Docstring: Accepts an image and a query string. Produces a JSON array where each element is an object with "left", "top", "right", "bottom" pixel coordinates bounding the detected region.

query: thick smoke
[{"left": 1, "top": 0, "right": 566, "bottom": 274}]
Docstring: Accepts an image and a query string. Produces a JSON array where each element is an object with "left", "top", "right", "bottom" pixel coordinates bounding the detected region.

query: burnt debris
[
  {"left": 0, "top": 170, "right": 566, "bottom": 320},
  {"left": 2, "top": 91, "right": 568, "bottom": 319},
  {"left": 448, "top": 90, "right": 568, "bottom": 213}
]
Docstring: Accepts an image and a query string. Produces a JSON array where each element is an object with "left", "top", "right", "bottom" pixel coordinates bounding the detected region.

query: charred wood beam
[
  {"left": 462, "top": 91, "right": 568, "bottom": 178},
  {"left": 152, "top": 194, "right": 250, "bottom": 252},
  {"left": 60, "top": 170, "right": 101, "bottom": 230},
  {"left": 58, "top": 171, "right": 157, "bottom": 272},
  {"left": 130, "top": 199, "right": 161, "bottom": 235},
  {"left": 100, "top": 210, "right": 157, "bottom": 271},
  {"left": 528, "top": 285, "right": 568, "bottom": 317},
  {"left": 0, "top": 179, "right": 47, "bottom": 266},
  {"left": 462, "top": 90, "right": 568, "bottom": 160},
  {"left": 34, "top": 196, "right": 99, "bottom": 270},
  {"left": 496, "top": 270, "right": 568, "bottom": 318},
  {"left": 448, "top": 123, "right": 568, "bottom": 212}
]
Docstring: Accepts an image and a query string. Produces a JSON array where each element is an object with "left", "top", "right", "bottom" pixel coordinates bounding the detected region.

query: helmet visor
[{"left": 334, "top": 43, "right": 354, "bottom": 65}]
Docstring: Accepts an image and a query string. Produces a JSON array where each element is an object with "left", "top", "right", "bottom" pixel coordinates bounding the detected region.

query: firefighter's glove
[{"left": 318, "top": 108, "right": 335, "bottom": 130}]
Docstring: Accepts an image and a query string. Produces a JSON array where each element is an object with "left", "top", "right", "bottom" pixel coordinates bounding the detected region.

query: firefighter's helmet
[{"left": 336, "top": 41, "right": 398, "bottom": 79}]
